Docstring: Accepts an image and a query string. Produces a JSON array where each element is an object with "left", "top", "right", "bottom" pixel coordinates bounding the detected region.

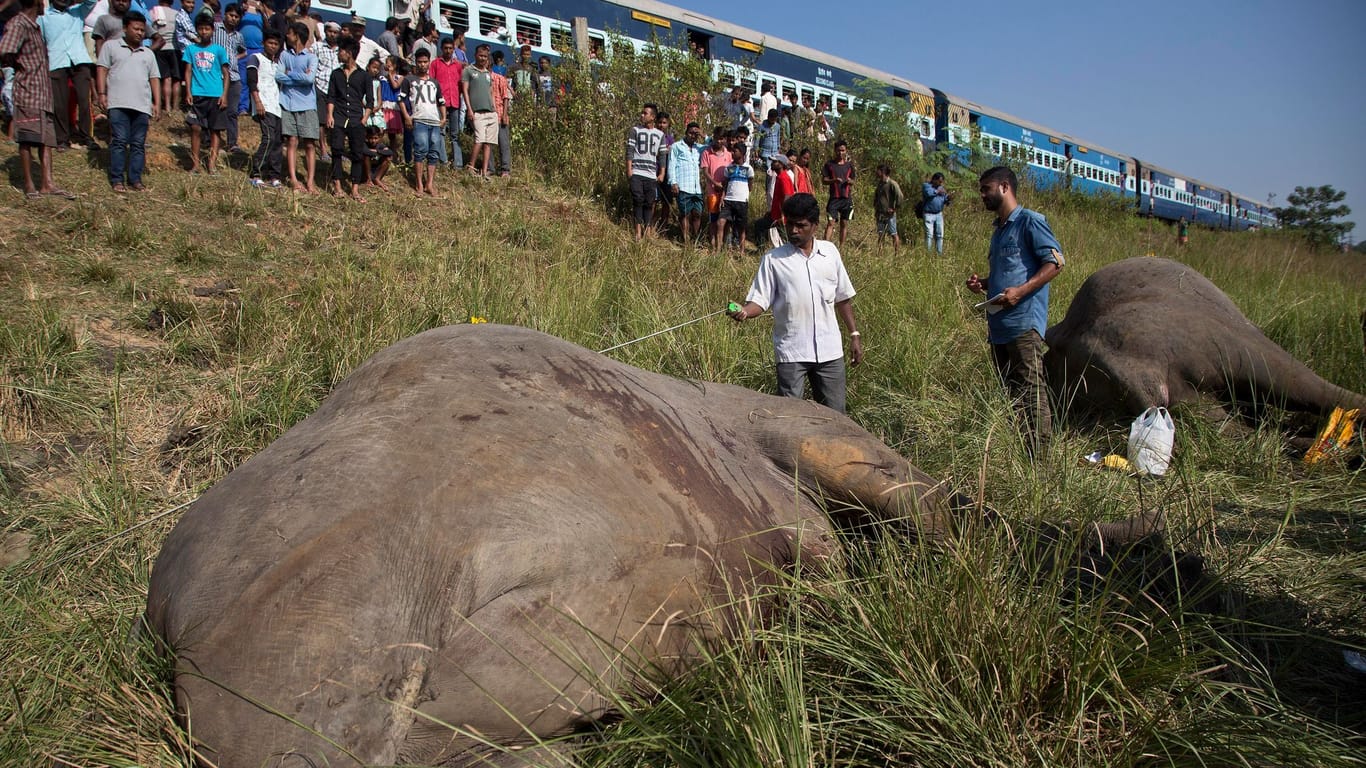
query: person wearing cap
[
  {"left": 730, "top": 192, "right": 863, "bottom": 415},
  {"left": 309, "top": 19, "right": 339, "bottom": 157},
  {"left": 346, "top": 16, "right": 384, "bottom": 70}
]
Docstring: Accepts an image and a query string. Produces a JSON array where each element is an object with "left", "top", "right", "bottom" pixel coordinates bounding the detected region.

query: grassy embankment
[{"left": 1, "top": 108, "right": 1363, "bottom": 766}]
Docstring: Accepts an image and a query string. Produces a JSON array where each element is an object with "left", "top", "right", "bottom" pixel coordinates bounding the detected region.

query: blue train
[{"left": 326, "top": 0, "right": 1275, "bottom": 230}]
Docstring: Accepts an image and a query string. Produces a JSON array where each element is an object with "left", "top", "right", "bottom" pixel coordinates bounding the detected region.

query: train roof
[
  {"left": 1228, "top": 190, "right": 1273, "bottom": 207},
  {"left": 615, "top": 0, "right": 935, "bottom": 97},
  {"left": 1131, "top": 157, "right": 1229, "bottom": 193},
  {"left": 936, "top": 89, "right": 1133, "bottom": 162}
]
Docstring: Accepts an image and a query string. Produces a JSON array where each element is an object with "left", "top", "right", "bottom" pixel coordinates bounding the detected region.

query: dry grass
[{"left": 1, "top": 107, "right": 1364, "bottom": 766}]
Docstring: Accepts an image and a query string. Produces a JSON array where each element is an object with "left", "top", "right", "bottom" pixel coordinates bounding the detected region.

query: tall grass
[{"left": 1, "top": 34, "right": 1363, "bottom": 766}]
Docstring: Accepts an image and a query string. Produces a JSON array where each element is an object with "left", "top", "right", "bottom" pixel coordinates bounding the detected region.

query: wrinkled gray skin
[
  {"left": 147, "top": 324, "right": 1151, "bottom": 768},
  {"left": 1045, "top": 257, "right": 1366, "bottom": 418}
]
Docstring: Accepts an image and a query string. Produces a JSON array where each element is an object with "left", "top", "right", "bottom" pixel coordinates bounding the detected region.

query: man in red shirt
[
  {"left": 822, "top": 140, "right": 855, "bottom": 248},
  {"left": 429, "top": 35, "right": 463, "bottom": 168}
]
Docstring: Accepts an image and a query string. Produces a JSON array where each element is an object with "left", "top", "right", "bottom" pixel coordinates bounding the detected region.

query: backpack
[{"left": 914, "top": 196, "right": 927, "bottom": 218}]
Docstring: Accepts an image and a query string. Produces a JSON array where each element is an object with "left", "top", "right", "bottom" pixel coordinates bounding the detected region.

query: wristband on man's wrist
[{"left": 849, "top": 331, "right": 860, "bottom": 337}]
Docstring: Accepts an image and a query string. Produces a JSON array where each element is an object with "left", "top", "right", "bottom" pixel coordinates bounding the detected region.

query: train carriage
[
  {"left": 933, "top": 90, "right": 1129, "bottom": 199},
  {"left": 1229, "top": 192, "right": 1276, "bottom": 231},
  {"left": 1133, "top": 159, "right": 1231, "bottom": 228}
]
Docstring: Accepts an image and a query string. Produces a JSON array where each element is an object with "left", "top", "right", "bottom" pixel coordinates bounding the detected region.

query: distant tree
[
  {"left": 1272, "top": 185, "right": 1354, "bottom": 248},
  {"left": 1353, "top": 239, "right": 1366, "bottom": 255}
]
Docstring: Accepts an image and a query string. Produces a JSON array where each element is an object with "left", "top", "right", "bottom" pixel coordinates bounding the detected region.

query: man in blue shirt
[
  {"left": 921, "top": 172, "right": 951, "bottom": 254},
  {"left": 966, "top": 165, "right": 1064, "bottom": 457},
  {"left": 667, "top": 121, "right": 704, "bottom": 246},
  {"left": 276, "top": 20, "right": 318, "bottom": 191},
  {"left": 41, "top": 0, "right": 99, "bottom": 148}
]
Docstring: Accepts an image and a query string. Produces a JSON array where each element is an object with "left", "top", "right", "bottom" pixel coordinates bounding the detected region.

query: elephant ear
[{"left": 789, "top": 433, "right": 964, "bottom": 538}]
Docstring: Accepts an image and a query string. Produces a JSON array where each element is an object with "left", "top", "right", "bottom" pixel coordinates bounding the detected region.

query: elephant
[
  {"left": 1045, "top": 257, "right": 1366, "bottom": 419},
  {"left": 146, "top": 324, "right": 1162, "bottom": 767}
]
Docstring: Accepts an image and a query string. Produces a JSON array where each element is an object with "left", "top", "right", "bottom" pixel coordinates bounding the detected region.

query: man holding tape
[
  {"left": 731, "top": 192, "right": 863, "bottom": 414},
  {"left": 966, "top": 165, "right": 1065, "bottom": 457}
]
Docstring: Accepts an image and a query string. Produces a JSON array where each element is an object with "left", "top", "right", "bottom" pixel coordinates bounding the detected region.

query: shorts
[
  {"left": 706, "top": 191, "right": 721, "bottom": 214},
  {"left": 720, "top": 199, "right": 749, "bottom": 226},
  {"left": 187, "top": 96, "right": 227, "bottom": 132},
  {"left": 281, "top": 108, "right": 319, "bottom": 140},
  {"left": 12, "top": 106, "right": 57, "bottom": 147},
  {"left": 471, "top": 110, "right": 498, "bottom": 144},
  {"left": 876, "top": 214, "right": 898, "bottom": 236},
  {"left": 629, "top": 174, "right": 657, "bottom": 205},
  {"left": 677, "top": 191, "right": 704, "bottom": 217},
  {"left": 411, "top": 121, "right": 443, "bottom": 164},
  {"left": 155, "top": 48, "right": 181, "bottom": 80},
  {"left": 827, "top": 197, "right": 853, "bottom": 221}
]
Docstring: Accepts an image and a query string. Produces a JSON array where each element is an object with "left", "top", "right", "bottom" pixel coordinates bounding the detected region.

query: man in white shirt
[
  {"left": 758, "top": 81, "right": 777, "bottom": 133},
  {"left": 246, "top": 28, "right": 283, "bottom": 186},
  {"left": 346, "top": 17, "right": 384, "bottom": 70},
  {"left": 625, "top": 101, "right": 663, "bottom": 241},
  {"left": 730, "top": 192, "right": 863, "bottom": 414}
]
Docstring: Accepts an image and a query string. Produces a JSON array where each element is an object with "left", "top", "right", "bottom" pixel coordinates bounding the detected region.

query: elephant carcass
[
  {"left": 146, "top": 324, "right": 1152, "bottom": 767},
  {"left": 1045, "top": 257, "right": 1366, "bottom": 418}
]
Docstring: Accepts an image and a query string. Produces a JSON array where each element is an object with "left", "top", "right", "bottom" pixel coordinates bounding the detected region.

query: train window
[
  {"left": 799, "top": 86, "right": 814, "bottom": 107},
  {"left": 479, "top": 7, "right": 505, "bottom": 36},
  {"left": 549, "top": 23, "right": 571, "bottom": 52},
  {"left": 760, "top": 77, "right": 776, "bottom": 97},
  {"left": 740, "top": 75, "right": 756, "bottom": 94},
  {"left": 780, "top": 81, "right": 796, "bottom": 101},
  {"left": 438, "top": 0, "right": 468, "bottom": 33},
  {"left": 588, "top": 33, "right": 605, "bottom": 60},
  {"left": 316, "top": 0, "right": 350, "bottom": 8},
  {"left": 515, "top": 16, "right": 542, "bottom": 47}
]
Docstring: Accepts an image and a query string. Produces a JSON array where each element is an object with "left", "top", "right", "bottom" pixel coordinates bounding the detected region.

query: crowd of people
[
  {"left": 621, "top": 84, "right": 966, "bottom": 261},
  {"left": 2, "top": 1, "right": 1066, "bottom": 454},
  {"left": 0, "top": 0, "right": 967, "bottom": 243},
  {"left": 0, "top": 0, "right": 559, "bottom": 198}
]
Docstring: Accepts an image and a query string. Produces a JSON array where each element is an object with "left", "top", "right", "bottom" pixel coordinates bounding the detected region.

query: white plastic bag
[{"left": 1128, "top": 406, "right": 1175, "bottom": 476}]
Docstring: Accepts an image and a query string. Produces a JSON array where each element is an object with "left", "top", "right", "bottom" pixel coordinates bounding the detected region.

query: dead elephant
[
  {"left": 146, "top": 324, "right": 1157, "bottom": 767},
  {"left": 1045, "top": 257, "right": 1366, "bottom": 419}
]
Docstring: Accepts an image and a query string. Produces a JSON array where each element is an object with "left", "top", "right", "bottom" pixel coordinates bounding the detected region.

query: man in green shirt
[{"left": 460, "top": 42, "right": 495, "bottom": 179}]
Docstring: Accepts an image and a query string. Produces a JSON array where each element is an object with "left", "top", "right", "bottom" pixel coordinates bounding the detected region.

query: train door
[{"left": 687, "top": 30, "right": 711, "bottom": 61}]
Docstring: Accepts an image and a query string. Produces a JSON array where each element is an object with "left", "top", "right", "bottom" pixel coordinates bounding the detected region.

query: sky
[{"left": 677, "top": 0, "right": 1366, "bottom": 241}]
